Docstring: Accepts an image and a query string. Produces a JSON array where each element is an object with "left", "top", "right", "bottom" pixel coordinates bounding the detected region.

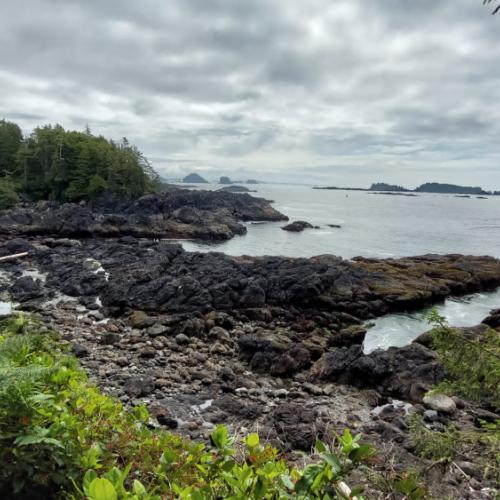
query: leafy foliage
[
  {"left": 0, "top": 313, "right": 381, "bottom": 499},
  {"left": 0, "top": 119, "right": 159, "bottom": 203},
  {"left": 426, "top": 309, "right": 500, "bottom": 410}
]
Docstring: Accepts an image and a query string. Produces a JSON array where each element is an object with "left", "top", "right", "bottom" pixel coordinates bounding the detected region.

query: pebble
[
  {"left": 423, "top": 409, "right": 438, "bottom": 422},
  {"left": 175, "top": 333, "right": 190, "bottom": 345},
  {"left": 102, "top": 331, "right": 120, "bottom": 345},
  {"left": 273, "top": 389, "right": 289, "bottom": 398},
  {"left": 455, "top": 461, "right": 477, "bottom": 478},
  {"left": 303, "top": 382, "right": 324, "bottom": 396},
  {"left": 73, "top": 344, "right": 90, "bottom": 358}
]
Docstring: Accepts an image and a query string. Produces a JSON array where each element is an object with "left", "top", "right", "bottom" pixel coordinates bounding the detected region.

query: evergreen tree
[
  {"left": 0, "top": 119, "right": 159, "bottom": 203},
  {"left": 0, "top": 120, "right": 22, "bottom": 178}
]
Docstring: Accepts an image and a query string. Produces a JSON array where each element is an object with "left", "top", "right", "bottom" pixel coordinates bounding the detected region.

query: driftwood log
[{"left": 0, "top": 252, "right": 28, "bottom": 262}]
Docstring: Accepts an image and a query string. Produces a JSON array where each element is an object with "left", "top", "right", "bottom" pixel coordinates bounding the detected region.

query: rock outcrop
[
  {"left": 3, "top": 240, "right": 500, "bottom": 320},
  {"left": 0, "top": 189, "right": 287, "bottom": 241},
  {"left": 218, "top": 186, "right": 255, "bottom": 193},
  {"left": 311, "top": 343, "right": 444, "bottom": 402},
  {"left": 182, "top": 173, "right": 208, "bottom": 183},
  {"left": 281, "top": 220, "right": 317, "bottom": 232}
]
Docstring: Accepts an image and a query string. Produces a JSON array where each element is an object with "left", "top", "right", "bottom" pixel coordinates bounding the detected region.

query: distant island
[
  {"left": 219, "top": 176, "right": 263, "bottom": 185},
  {"left": 314, "top": 182, "right": 499, "bottom": 196},
  {"left": 182, "top": 173, "right": 208, "bottom": 183},
  {"left": 217, "top": 185, "right": 256, "bottom": 193},
  {"left": 370, "top": 182, "right": 409, "bottom": 192},
  {"left": 414, "top": 183, "right": 488, "bottom": 195}
]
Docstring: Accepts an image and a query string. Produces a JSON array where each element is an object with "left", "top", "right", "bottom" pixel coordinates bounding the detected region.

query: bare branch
[{"left": 484, "top": 0, "right": 500, "bottom": 14}]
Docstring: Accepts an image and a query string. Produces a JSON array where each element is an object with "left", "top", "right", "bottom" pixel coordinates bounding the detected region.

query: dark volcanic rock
[
  {"left": 9, "top": 276, "right": 45, "bottom": 302},
  {"left": 329, "top": 325, "right": 367, "bottom": 348},
  {"left": 149, "top": 403, "right": 179, "bottom": 428},
  {"left": 311, "top": 343, "right": 444, "bottom": 402},
  {"left": 212, "top": 395, "right": 263, "bottom": 421},
  {"left": 124, "top": 376, "right": 155, "bottom": 397},
  {"left": 72, "top": 344, "right": 90, "bottom": 358},
  {"left": 0, "top": 189, "right": 287, "bottom": 241},
  {"left": 482, "top": 308, "right": 500, "bottom": 328},
  {"left": 271, "top": 403, "right": 323, "bottom": 451},
  {"left": 1, "top": 238, "right": 35, "bottom": 255},
  {"left": 6, "top": 240, "right": 500, "bottom": 323},
  {"left": 281, "top": 220, "right": 315, "bottom": 232},
  {"left": 271, "top": 345, "right": 312, "bottom": 376},
  {"left": 218, "top": 185, "right": 255, "bottom": 193}
]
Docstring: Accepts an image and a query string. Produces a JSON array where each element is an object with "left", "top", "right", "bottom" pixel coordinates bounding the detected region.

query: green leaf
[
  {"left": 88, "top": 478, "right": 117, "bottom": 500},
  {"left": 222, "top": 459, "right": 236, "bottom": 472},
  {"left": 211, "top": 425, "right": 229, "bottom": 450},
  {"left": 239, "top": 465, "right": 252, "bottom": 485},
  {"left": 322, "top": 453, "right": 341, "bottom": 474},
  {"left": 350, "top": 484, "right": 365, "bottom": 495},
  {"left": 349, "top": 443, "right": 375, "bottom": 462},
  {"left": 314, "top": 438, "right": 327, "bottom": 453},
  {"left": 83, "top": 470, "right": 98, "bottom": 495},
  {"left": 160, "top": 448, "right": 179, "bottom": 468},
  {"left": 246, "top": 433, "right": 260, "bottom": 449},
  {"left": 254, "top": 477, "right": 267, "bottom": 499},
  {"left": 280, "top": 474, "right": 295, "bottom": 490},
  {"left": 14, "top": 434, "right": 63, "bottom": 448},
  {"left": 133, "top": 480, "right": 147, "bottom": 496}
]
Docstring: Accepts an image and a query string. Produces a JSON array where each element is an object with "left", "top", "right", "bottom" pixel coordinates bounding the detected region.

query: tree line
[{"left": 0, "top": 119, "right": 160, "bottom": 209}]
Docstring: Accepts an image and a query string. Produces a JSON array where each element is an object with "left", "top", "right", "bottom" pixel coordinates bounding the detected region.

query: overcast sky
[{"left": 1, "top": 1, "right": 499, "bottom": 188}]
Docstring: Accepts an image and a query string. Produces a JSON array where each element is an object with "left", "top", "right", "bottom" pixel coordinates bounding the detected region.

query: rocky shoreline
[
  {"left": 0, "top": 187, "right": 287, "bottom": 241},
  {"left": 1, "top": 195, "right": 499, "bottom": 497}
]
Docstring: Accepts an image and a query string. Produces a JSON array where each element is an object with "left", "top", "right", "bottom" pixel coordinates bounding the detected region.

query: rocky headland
[{"left": 0, "top": 187, "right": 287, "bottom": 241}]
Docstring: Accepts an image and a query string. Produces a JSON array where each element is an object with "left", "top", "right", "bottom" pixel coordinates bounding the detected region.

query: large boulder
[
  {"left": 9, "top": 276, "right": 45, "bottom": 302},
  {"left": 311, "top": 343, "right": 444, "bottom": 402},
  {"left": 271, "top": 403, "right": 324, "bottom": 451},
  {"left": 482, "top": 308, "right": 500, "bottom": 329},
  {"left": 423, "top": 393, "right": 457, "bottom": 414},
  {"left": 281, "top": 221, "right": 316, "bottom": 232}
]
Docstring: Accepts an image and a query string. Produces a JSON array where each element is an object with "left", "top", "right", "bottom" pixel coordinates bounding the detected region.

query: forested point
[{"left": 0, "top": 119, "right": 160, "bottom": 209}]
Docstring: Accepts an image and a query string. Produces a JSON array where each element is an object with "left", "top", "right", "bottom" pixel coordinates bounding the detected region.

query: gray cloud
[{"left": 0, "top": 0, "right": 499, "bottom": 188}]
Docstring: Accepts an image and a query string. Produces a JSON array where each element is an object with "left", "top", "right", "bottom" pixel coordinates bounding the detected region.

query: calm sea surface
[
  {"left": 180, "top": 183, "right": 500, "bottom": 349},
  {"left": 182, "top": 184, "right": 500, "bottom": 259}
]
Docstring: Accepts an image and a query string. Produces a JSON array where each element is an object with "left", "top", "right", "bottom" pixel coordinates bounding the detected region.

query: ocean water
[
  {"left": 363, "top": 288, "right": 500, "bottom": 353},
  {"left": 182, "top": 184, "right": 500, "bottom": 259},
  {"left": 180, "top": 183, "right": 500, "bottom": 349}
]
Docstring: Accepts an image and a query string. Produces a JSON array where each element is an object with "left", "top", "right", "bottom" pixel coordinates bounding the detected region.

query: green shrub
[{"left": 426, "top": 309, "right": 500, "bottom": 409}]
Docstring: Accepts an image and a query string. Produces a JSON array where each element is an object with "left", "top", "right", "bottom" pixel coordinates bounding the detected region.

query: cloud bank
[{"left": 1, "top": 0, "right": 499, "bottom": 187}]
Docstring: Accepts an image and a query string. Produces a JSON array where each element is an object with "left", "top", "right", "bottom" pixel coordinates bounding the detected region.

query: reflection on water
[{"left": 363, "top": 288, "right": 500, "bottom": 353}]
